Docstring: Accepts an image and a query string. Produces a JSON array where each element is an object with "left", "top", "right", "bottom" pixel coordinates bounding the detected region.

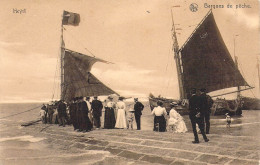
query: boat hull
[{"left": 149, "top": 97, "right": 242, "bottom": 116}]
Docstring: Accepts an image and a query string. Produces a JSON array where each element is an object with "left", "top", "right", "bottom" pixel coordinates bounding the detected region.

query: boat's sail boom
[
  {"left": 177, "top": 11, "right": 248, "bottom": 98},
  {"left": 62, "top": 49, "right": 117, "bottom": 102}
]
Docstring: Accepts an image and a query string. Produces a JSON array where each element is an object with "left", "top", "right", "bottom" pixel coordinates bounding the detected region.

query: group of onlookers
[
  {"left": 151, "top": 88, "right": 213, "bottom": 144},
  {"left": 40, "top": 89, "right": 213, "bottom": 144},
  {"left": 40, "top": 96, "right": 145, "bottom": 132},
  {"left": 151, "top": 101, "right": 188, "bottom": 133},
  {"left": 103, "top": 96, "right": 144, "bottom": 130}
]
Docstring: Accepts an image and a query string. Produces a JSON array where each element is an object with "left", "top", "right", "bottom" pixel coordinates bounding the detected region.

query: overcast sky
[{"left": 0, "top": 0, "right": 259, "bottom": 102}]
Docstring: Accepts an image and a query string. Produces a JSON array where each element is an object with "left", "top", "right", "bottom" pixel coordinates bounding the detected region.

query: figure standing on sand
[
  {"left": 152, "top": 101, "right": 167, "bottom": 132},
  {"left": 168, "top": 102, "right": 187, "bottom": 133},
  {"left": 79, "top": 96, "right": 92, "bottom": 132},
  {"left": 199, "top": 88, "right": 213, "bottom": 134},
  {"left": 189, "top": 88, "right": 209, "bottom": 143},
  {"left": 86, "top": 97, "right": 93, "bottom": 125},
  {"left": 69, "top": 98, "right": 79, "bottom": 130},
  {"left": 57, "top": 100, "right": 67, "bottom": 127},
  {"left": 134, "top": 98, "right": 144, "bottom": 130},
  {"left": 40, "top": 107, "right": 46, "bottom": 124},
  {"left": 91, "top": 96, "right": 103, "bottom": 129},
  {"left": 127, "top": 109, "right": 135, "bottom": 129},
  {"left": 115, "top": 97, "right": 127, "bottom": 129},
  {"left": 104, "top": 96, "right": 116, "bottom": 129}
]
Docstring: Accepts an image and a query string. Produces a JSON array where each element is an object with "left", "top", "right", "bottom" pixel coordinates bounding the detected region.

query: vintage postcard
[{"left": 0, "top": 0, "right": 259, "bottom": 164}]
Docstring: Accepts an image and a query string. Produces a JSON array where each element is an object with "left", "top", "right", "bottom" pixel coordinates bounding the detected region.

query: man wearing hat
[
  {"left": 69, "top": 98, "right": 78, "bottom": 130},
  {"left": 199, "top": 88, "right": 213, "bottom": 134},
  {"left": 57, "top": 100, "right": 67, "bottom": 127},
  {"left": 134, "top": 98, "right": 144, "bottom": 130},
  {"left": 91, "top": 96, "right": 103, "bottom": 129},
  {"left": 189, "top": 88, "right": 209, "bottom": 143}
]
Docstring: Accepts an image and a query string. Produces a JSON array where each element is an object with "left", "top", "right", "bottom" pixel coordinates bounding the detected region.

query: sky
[{"left": 0, "top": 0, "right": 259, "bottom": 103}]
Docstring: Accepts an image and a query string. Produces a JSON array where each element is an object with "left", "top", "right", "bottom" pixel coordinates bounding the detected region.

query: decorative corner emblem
[{"left": 189, "top": 3, "right": 198, "bottom": 12}]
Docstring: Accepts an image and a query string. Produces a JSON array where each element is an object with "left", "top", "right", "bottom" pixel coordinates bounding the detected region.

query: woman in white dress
[
  {"left": 115, "top": 97, "right": 127, "bottom": 129},
  {"left": 168, "top": 102, "right": 187, "bottom": 133},
  {"left": 151, "top": 101, "right": 167, "bottom": 132}
]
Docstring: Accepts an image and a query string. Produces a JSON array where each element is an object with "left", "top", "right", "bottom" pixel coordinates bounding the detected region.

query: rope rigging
[
  {"left": 0, "top": 105, "right": 42, "bottom": 120},
  {"left": 63, "top": 27, "right": 95, "bottom": 57}
]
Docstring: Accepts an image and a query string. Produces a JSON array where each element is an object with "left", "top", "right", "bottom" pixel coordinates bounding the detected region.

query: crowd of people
[
  {"left": 40, "top": 88, "right": 213, "bottom": 144},
  {"left": 40, "top": 96, "right": 145, "bottom": 132},
  {"left": 150, "top": 88, "right": 213, "bottom": 143}
]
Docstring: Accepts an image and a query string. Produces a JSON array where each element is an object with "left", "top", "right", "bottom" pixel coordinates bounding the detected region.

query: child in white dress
[{"left": 127, "top": 109, "right": 135, "bottom": 129}]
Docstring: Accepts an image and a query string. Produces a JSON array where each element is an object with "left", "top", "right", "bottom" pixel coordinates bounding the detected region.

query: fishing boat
[
  {"left": 59, "top": 11, "right": 118, "bottom": 102},
  {"left": 149, "top": 10, "right": 254, "bottom": 116}
]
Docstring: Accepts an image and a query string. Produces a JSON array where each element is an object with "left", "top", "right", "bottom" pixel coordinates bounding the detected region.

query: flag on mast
[{"left": 62, "top": 10, "right": 80, "bottom": 26}]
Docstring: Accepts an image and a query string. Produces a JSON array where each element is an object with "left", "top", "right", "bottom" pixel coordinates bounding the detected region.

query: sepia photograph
[{"left": 0, "top": 0, "right": 259, "bottom": 164}]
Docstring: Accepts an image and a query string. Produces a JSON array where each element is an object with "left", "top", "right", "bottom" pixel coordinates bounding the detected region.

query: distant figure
[
  {"left": 91, "top": 96, "right": 103, "bottom": 129},
  {"left": 115, "top": 97, "right": 127, "bottom": 129},
  {"left": 104, "top": 96, "right": 116, "bottom": 129},
  {"left": 40, "top": 108, "right": 46, "bottom": 124},
  {"left": 189, "top": 88, "right": 209, "bottom": 143},
  {"left": 86, "top": 97, "right": 93, "bottom": 125},
  {"left": 168, "top": 102, "right": 187, "bottom": 133},
  {"left": 127, "top": 109, "right": 135, "bottom": 129},
  {"left": 79, "top": 96, "right": 93, "bottom": 132},
  {"left": 199, "top": 88, "right": 213, "bottom": 134},
  {"left": 134, "top": 98, "right": 144, "bottom": 130},
  {"left": 57, "top": 100, "right": 67, "bottom": 127},
  {"left": 225, "top": 113, "right": 231, "bottom": 128},
  {"left": 47, "top": 103, "right": 55, "bottom": 124},
  {"left": 152, "top": 101, "right": 167, "bottom": 132},
  {"left": 69, "top": 98, "right": 78, "bottom": 130},
  {"left": 75, "top": 97, "right": 81, "bottom": 131},
  {"left": 41, "top": 104, "right": 48, "bottom": 124}
]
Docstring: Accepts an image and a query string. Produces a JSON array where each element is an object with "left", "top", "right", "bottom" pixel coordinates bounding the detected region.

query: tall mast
[
  {"left": 60, "top": 11, "right": 65, "bottom": 100},
  {"left": 171, "top": 9, "right": 185, "bottom": 99}
]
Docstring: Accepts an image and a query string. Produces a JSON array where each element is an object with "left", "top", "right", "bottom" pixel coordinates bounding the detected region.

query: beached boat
[{"left": 149, "top": 10, "right": 254, "bottom": 115}]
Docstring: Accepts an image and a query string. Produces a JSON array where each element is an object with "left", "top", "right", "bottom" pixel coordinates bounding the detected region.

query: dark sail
[
  {"left": 179, "top": 11, "right": 248, "bottom": 96},
  {"left": 62, "top": 49, "right": 117, "bottom": 101}
]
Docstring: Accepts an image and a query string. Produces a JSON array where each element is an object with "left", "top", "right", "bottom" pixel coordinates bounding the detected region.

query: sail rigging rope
[
  {"left": 0, "top": 105, "right": 42, "bottom": 120},
  {"left": 237, "top": 59, "right": 257, "bottom": 98},
  {"left": 63, "top": 27, "right": 95, "bottom": 57}
]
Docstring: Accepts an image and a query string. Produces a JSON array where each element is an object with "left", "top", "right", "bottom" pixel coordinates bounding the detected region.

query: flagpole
[{"left": 60, "top": 11, "right": 64, "bottom": 100}]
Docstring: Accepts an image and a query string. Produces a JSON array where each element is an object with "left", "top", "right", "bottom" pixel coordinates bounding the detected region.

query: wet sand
[{"left": 0, "top": 103, "right": 259, "bottom": 164}]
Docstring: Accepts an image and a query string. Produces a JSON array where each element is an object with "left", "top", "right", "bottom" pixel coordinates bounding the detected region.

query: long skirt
[
  {"left": 115, "top": 109, "right": 127, "bottom": 129},
  {"left": 80, "top": 111, "right": 93, "bottom": 131},
  {"left": 104, "top": 107, "right": 116, "bottom": 129},
  {"left": 154, "top": 116, "right": 166, "bottom": 132}
]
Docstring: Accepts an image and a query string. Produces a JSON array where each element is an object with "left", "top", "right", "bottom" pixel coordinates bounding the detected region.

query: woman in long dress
[
  {"left": 115, "top": 97, "right": 127, "bottom": 129},
  {"left": 151, "top": 101, "right": 167, "bottom": 132},
  {"left": 104, "top": 96, "right": 116, "bottom": 129},
  {"left": 168, "top": 102, "right": 187, "bottom": 133}
]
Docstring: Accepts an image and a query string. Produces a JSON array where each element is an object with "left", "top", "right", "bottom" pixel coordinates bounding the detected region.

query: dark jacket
[
  {"left": 199, "top": 93, "right": 208, "bottom": 116},
  {"left": 80, "top": 101, "right": 89, "bottom": 115},
  {"left": 58, "top": 102, "right": 67, "bottom": 116},
  {"left": 189, "top": 94, "right": 200, "bottom": 116},
  {"left": 91, "top": 100, "right": 103, "bottom": 117},
  {"left": 134, "top": 101, "right": 144, "bottom": 116}
]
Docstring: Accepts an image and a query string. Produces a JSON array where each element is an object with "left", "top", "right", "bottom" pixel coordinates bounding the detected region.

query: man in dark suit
[
  {"left": 189, "top": 88, "right": 209, "bottom": 143},
  {"left": 199, "top": 88, "right": 213, "bottom": 134},
  {"left": 91, "top": 96, "right": 103, "bottom": 129},
  {"left": 57, "top": 100, "right": 67, "bottom": 127},
  {"left": 134, "top": 98, "right": 144, "bottom": 130}
]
